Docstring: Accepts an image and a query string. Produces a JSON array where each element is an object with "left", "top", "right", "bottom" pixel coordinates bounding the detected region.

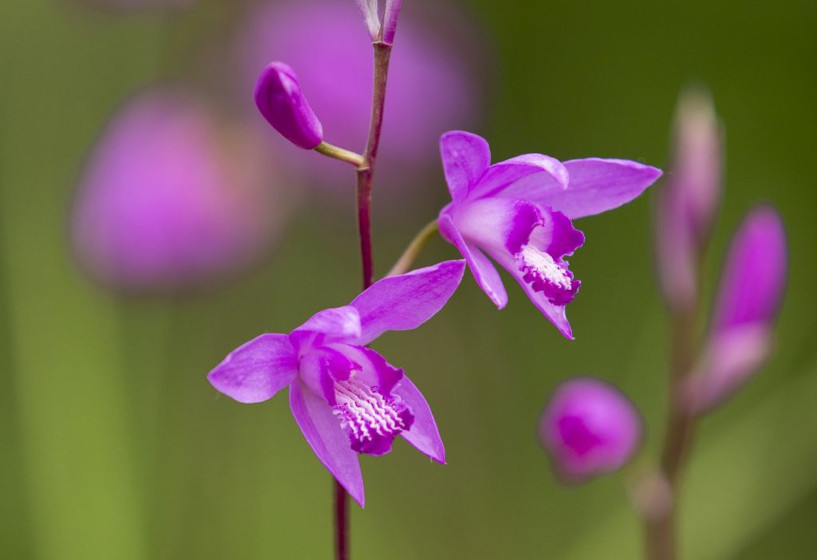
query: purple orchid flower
[
  {"left": 437, "top": 131, "right": 662, "bottom": 339},
  {"left": 208, "top": 260, "right": 465, "bottom": 506}
]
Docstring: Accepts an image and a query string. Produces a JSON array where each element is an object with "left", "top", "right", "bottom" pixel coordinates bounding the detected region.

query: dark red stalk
[{"left": 334, "top": 40, "right": 394, "bottom": 560}]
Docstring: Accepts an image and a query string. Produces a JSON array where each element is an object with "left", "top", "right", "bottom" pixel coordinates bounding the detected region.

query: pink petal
[
  {"left": 469, "top": 153, "right": 568, "bottom": 201},
  {"left": 208, "top": 334, "right": 298, "bottom": 403},
  {"left": 394, "top": 375, "right": 445, "bottom": 464},
  {"left": 291, "top": 305, "right": 361, "bottom": 347},
  {"left": 504, "top": 158, "right": 661, "bottom": 219},
  {"left": 350, "top": 260, "right": 466, "bottom": 345},
  {"left": 439, "top": 131, "right": 491, "bottom": 202},
  {"left": 438, "top": 211, "right": 508, "bottom": 309},
  {"left": 289, "top": 380, "right": 365, "bottom": 507}
]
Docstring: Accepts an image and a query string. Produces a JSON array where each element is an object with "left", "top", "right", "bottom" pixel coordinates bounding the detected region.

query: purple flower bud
[
  {"left": 539, "top": 378, "right": 642, "bottom": 483},
  {"left": 71, "top": 90, "right": 287, "bottom": 293},
  {"left": 254, "top": 62, "right": 324, "bottom": 150},
  {"left": 354, "top": 0, "right": 380, "bottom": 40},
  {"left": 686, "top": 207, "right": 787, "bottom": 413},
  {"left": 656, "top": 87, "right": 723, "bottom": 312},
  {"left": 382, "top": 0, "right": 403, "bottom": 44},
  {"left": 236, "top": 0, "right": 483, "bottom": 198}
]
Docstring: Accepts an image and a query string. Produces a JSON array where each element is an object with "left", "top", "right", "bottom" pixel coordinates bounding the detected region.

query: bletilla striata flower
[
  {"left": 686, "top": 207, "right": 787, "bottom": 413},
  {"left": 539, "top": 378, "right": 642, "bottom": 483},
  {"left": 208, "top": 261, "right": 465, "bottom": 506},
  {"left": 438, "top": 131, "right": 661, "bottom": 339}
]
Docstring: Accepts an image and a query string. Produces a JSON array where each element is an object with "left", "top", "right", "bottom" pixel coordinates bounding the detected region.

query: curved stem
[
  {"left": 315, "top": 142, "right": 365, "bottom": 168},
  {"left": 387, "top": 219, "right": 439, "bottom": 277}
]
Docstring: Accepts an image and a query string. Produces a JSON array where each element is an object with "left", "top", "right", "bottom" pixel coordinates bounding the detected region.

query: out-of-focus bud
[
  {"left": 254, "top": 62, "right": 324, "bottom": 150},
  {"left": 72, "top": 90, "right": 287, "bottom": 293},
  {"left": 354, "top": 0, "right": 380, "bottom": 40},
  {"left": 686, "top": 206, "right": 787, "bottom": 414},
  {"left": 539, "top": 378, "right": 642, "bottom": 483},
  {"left": 656, "top": 86, "right": 723, "bottom": 312},
  {"left": 382, "top": 0, "right": 403, "bottom": 44}
]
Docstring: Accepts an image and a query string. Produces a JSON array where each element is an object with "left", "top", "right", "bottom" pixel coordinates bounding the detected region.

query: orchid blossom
[
  {"left": 208, "top": 260, "right": 465, "bottom": 506},
  {"left": 437, "top": 131, "right": 661, "bottom": 339}
]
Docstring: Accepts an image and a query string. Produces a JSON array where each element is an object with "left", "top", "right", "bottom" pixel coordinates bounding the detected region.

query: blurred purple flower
[
  {"left": 686, "top": 207, "right": 787, "bottom": 413},
  {"left": 437, "top": 131, "right": 661, "bottom": 339},
  {"left": 72, "top": 90, "right": 285, "bottom": 293},
  {"left": 208, "top": 261, "right": 465, "bottom": 506},
  {"left": 539, "top": 378, "right": 642, "bottom": 483},
  {"left": 254, "top": 62, "right": 324, "bottom": 149},
  {"left": 656, "top": 87, "right": 723, "bottom": 312},
  {"left": 236, "top": 0, "right": 482, "bottom": 195}
]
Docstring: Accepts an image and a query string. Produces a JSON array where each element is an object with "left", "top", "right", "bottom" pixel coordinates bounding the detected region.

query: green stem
[
  {"left": 314, "top": 142, "right": 365, "bottom": 168},
  {"left": 387, "top": 219, "right": 439, "bottom": 277}
]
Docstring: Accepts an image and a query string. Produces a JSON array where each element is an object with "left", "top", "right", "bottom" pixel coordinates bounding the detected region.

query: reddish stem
[
  {"left": 335, "top": 40, "right": 394, "bottom": 560},
  {"left": 334, "top": 480, "right": 349, "bottom": 560}
]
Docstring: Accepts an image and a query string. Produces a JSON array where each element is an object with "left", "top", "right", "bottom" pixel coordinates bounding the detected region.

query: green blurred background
[{"left": 2, "top": 0, "right": 815, "bottom": 558}]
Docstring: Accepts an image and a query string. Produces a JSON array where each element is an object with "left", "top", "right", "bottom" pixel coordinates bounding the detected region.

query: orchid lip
[
  {"left": 332, "top": 377, "right": 414, "bottom": 455},
  {"left": 515, "top": 243, "right": 580, "bottom": 306}
]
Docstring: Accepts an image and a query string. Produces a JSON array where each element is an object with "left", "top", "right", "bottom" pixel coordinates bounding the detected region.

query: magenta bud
[
  {"left": 686, "top": 206, "right": 787, "bottom": 413},
  {"left": 656, "top": 86, "right": 723, "bottom": 312},
  {"left": 539, "top": 378, "right": 642, "bottom": 483},
  {"left": 382, "top": 0, "right": 403, "bottom": 44},
  {"left": 254, "top": 62, "right": 324, "bottom": 149}
]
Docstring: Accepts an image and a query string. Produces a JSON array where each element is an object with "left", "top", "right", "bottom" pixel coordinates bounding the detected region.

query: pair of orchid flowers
[{"left": 209, "top": 60, "right": 663, "bottom": 505}]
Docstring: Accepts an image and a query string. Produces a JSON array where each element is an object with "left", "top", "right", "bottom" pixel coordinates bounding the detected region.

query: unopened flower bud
[
  {"left": 254, "top": 62, "right": 324, "bottom": 150},
  {"left": 539, "top": 378, "right": 642, "bottom": 483},
  {"left": 686, "top": 206, "right": 787, "bottom": 413},
  {"left": 354, "top": 0, "right": 380, "bottom": 40},
  {"left": 382, "top": 0, "right": 403, "bottom": 44},
  {"left": 656, "top": 86, "right": 723, "bottom": 312}
]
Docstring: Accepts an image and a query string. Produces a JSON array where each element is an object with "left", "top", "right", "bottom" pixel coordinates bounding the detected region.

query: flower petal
[
  {"left": 394, "top": 375, "right": 445, "bottom": 464},
  {"left": 449, "top": 197, "right": 542, "bottom": 256},
  {"left": 291, "top": 306, "right": 362, "bottom": 348},
  {"left": 501, "top": 158, "right": 661, "bottom": 219},
  {"left": 289, "top": 380, "right": 365, "bottom": 507},
  {"left": 350, "top": 260, "right": 466, "bottom": 345},
  {"left": 469, "top": 153, "right": 569, "bottom": 201},
  {"left": 557, "top": 158, "right": 662, "bottom": 219},
  {"left": 511, "top": 269, "right": 574, "bottom": 340},
  {"left": 438, "top": 211, "right": 507, "bottom": 308},
  {"left": 208, "top": 334, "right": 298, "bottom": 403},
  {"left": 440, "top": 131, "right": 491, "bottom": 201}
]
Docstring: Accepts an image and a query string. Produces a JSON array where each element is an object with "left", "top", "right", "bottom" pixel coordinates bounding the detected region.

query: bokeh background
[{"left": 2, "top": 0, "right": 815, "bottom": 558}]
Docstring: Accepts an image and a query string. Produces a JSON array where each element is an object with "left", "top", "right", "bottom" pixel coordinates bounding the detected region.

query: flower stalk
[
  {"left": 387, "top": 219, "right": 439, "bottom": 277},
  {"left": 338, "top": 38, "right": 395, "bottom": 560},
  {"left": 315, "top": 142, "right": 365, "bottom": 167}
]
